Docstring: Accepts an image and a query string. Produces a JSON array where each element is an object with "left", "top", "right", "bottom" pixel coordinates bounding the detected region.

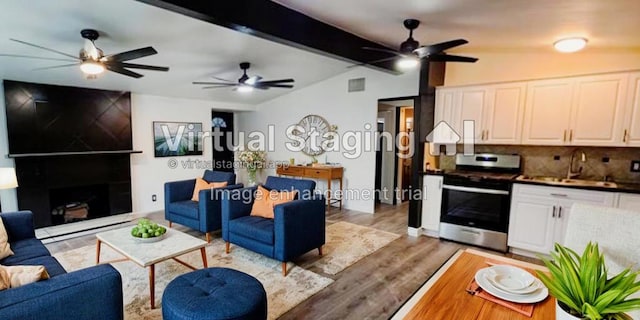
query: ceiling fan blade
[
  {"left": 109, "top": 62, "right": 169, "bottom": 72},
  {"left": 428, "top": 54, "right": 478, "bottom": 63},
  {"left": 362, "top": 47, "right": 403, "bottom": 56},
  {"left": 9, "top": 39, "right": 79, "bottom": 60},
  {"left": 414, "top": 39, "right": 469, "bottom": 57},
  {"left": 103, "top": 47, "right": 157, "bottom": 62},
  {"left": 202, "top": 85, "right": 235, "bottom": 89},
  {"left": 347, "top": 56, "right": 398, "bottom": 68},
  {"left": 192, "top": 81, "right": 236, "bottom": 86},
  {"left": 32, "top": 63, "right": 79, "bottom": 71},
  {"left": 256, "top": 78, "right": 295, "bottom": 85},
  {"left": 210, "top": 76, "right": 235, "bottom": 83},
  {"left": 262, "top": 84, "right": 294, "bottom": 88},
  {"left": 0, "top": 54, "right": 78, "bottom": 62},
  {"left": 105, "top": 65, "right": 143, "bottom": 78}
]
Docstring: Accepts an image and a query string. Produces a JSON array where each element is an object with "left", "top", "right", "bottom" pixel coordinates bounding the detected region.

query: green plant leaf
[{"left": 582, "top": 302, "right": 603, "bottom": 319}]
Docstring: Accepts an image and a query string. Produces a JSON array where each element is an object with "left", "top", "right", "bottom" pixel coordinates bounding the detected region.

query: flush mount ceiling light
[
  {"left": 553, "top": 37, "right": 588, "bottom": 53},
  {"left": 80, "top": 61, "right": 105, "bottom": 75},
  {"left": 397, "top": 56, "right": 419, "bottom": 69}
]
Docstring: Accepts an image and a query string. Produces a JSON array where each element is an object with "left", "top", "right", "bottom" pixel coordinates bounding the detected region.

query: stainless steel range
[{"left": 439, "top": 153, "right": 521, "bottom": 252}]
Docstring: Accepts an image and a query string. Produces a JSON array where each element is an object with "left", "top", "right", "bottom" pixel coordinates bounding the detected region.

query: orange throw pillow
[
  {"left": 250, "top": 185, "right": 297, "bottom": 219},
  {"left": 192, "top": 178, "right": 228, "bottom": 202}
]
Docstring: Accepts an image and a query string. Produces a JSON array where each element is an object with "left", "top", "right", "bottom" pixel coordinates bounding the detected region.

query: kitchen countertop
[{"left": 421, "top": 170, "right": 640, "bottom": 194}]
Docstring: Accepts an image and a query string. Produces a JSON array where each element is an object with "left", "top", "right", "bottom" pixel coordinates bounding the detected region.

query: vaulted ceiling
[{"left": 1, "top": 0, "right": 639, "bottom": 105}]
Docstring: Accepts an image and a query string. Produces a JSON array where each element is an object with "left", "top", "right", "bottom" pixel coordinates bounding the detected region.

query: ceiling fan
[
  {"left": 193, "top": 62, "right": 294, "bottom": 92},
  {"left": 353, "top": 19, "right": 478, "bottom": 69},
  {"left": 0, "top": 29, "right": 169, "bottom": 79}
]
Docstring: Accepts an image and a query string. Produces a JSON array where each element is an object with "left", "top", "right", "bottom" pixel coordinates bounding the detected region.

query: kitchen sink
[{"left": 515, "top": 175, "right": 618, "bottom": 188}]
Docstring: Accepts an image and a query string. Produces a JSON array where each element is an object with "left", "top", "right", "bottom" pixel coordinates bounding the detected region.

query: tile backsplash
[{"left": 437, "top": 145, "right": 640, "bottom": 183}]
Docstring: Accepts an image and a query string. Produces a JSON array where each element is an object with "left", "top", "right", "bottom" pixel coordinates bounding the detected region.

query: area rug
[
  {"left": 311, "top": 221, "right": 401, "bottom": 275},
  {"left": 54, "top": 239, "right": 333, "bottom": 320}
]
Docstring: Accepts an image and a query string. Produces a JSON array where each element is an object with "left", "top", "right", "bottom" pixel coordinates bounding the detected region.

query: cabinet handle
[
  {"left": 485, "top": 130, "right": 489, "bottom": 140},
  {"left": 563, "top": 130, "right": 567, "bottom": 142},
  {"left": 558, "top": 207, "right": 563, "bottom": 218},
  {"left": 552, "top": 206, "right": 557, "bottom": 218},
  {"left": 569, "top": 129, "right": 573, "bottom": 142},
  {"left": 623, "top": 129, "right": 628, "bottom": 143},
  {"left": 550, "top": 193, "right": 568, "bottom": 197},
  {"left": 480, "top": 130, "right": 485, "bottom": 140},
  {"left": 439, "top": 180, "right": 442, "bottom": 189}
]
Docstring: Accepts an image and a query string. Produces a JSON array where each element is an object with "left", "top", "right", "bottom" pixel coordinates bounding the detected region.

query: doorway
[{"left": 375, "top": 97, "right": 416, "bottom": 209}]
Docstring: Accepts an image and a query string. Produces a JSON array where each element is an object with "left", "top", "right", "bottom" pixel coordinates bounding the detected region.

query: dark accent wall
[
  {"left": 4, "top": 80, "right": 132, "bottom": 154},
  {"left": 3, "top": 80, "right": 133, "bottom": 227}
]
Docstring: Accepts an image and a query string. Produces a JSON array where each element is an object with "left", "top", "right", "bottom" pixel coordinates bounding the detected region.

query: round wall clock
[{"left": 295, "top": 114, "right": 332, "bottom": 156}]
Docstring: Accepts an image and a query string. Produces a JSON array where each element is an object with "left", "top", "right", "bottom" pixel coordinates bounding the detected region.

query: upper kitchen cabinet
[
  {"left": 622, "top": 72, "right": 640, "bottom": 146},
  {"left": 434, "top": 88, "right": 461, "bottom": 142},
  {"left": 483, "top": 83, "right": 526, "bottom": 145},
  {"left": 521, "top": 78, "right": 574, "bottom": 145},
  {"left": 435, "top": 83, "right": 523, "bottom": 145},
  {"left": 570, "top": 73, "right": 628, "bottom": 146}
]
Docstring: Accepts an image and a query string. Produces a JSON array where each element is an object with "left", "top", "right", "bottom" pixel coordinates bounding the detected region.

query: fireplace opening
[{"left": 49, "top": 184, "right": 110, "bottom": 226}]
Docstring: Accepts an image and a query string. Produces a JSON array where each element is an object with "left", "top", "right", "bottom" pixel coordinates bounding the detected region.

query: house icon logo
[{"left": 425, "top": 120, "right": 475, "bottom": 156}]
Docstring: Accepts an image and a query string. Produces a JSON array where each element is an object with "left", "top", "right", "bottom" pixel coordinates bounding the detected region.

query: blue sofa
[
  {"left": 221, "top": 176, "right": 326, "bottom": 276},
  {"left": 0, "top": 211, "right": 123, "bottom": 320},
  {"left": 165, "top": 170, "right": 243, "bottom": 242}
]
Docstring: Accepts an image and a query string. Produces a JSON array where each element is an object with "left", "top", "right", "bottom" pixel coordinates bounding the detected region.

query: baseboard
[
  {"left": 407, "top": 227, "right": 440, "bottom": 238},
  {"left": 509, "top": 247, "right": 549, "bottom": 259},
  {"left": 407, "top": 227, "right": 421, "bottom": 237},
  {"left": 422, "top": 229, "right": 440, "bottom": 238}
]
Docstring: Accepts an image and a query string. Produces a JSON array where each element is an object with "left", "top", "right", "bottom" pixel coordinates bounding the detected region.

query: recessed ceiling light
[
  {"left": 553, "top": 37, "right": 588, "bottom": 53},
  {"left": 397, "top": 56, "right": 419, "bottom": 69},
  {"left": 80, "top": 61, "right": 105, "bottom": 75}
]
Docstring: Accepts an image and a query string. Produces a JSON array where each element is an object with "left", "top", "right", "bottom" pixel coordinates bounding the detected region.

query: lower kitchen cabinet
[
  {"left": 507, "top": 184, "right": 615, "bottom": 255},
  {"left": 421, "top": 175, "right": 443, "bottom": 237},
  {"left": 618, "top": 193, "right": 640, "bottom": 211}
]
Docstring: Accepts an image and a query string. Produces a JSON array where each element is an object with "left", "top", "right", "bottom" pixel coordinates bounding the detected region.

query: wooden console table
[{"left": 276, "top": 164, "right": 343, "bottom": 210}]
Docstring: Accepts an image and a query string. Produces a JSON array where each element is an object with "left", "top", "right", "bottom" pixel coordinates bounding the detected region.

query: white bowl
[
  {"left": 132, "top": 233, "right": 166, "bottom": 243},
  {"left": 486, "top": 265, "right": 536, "bottom": 291}
]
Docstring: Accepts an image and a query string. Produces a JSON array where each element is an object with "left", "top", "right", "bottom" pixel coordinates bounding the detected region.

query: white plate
[
  {"left": 486, "top": 265, "right": 535, "bottom": 290},
  {"left": 475, "top": 268, "right": 549, "bottom": 304},
  {"left": 487, "top": 275, "right": 543, "bottom": 295}
]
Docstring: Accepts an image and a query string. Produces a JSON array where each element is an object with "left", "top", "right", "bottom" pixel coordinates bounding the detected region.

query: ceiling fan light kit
[
  {"left": 553, "top": 37, "right": 588, "bottom": 53},
  {"left": 397, "top": 56, "right": 419, "bottom": 69},
  {"left": 79, "top": 61, "right": 105, "bottom": 75}
]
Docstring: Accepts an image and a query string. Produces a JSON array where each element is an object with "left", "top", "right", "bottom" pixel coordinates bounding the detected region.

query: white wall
[
  {"left": 238, "top": 67, "right": 419, "bottom": 214},
  {"left": 130, "top": 94, "right": 252, "bottom": 214},
  {"left": 0, "top": 83, "right": 18, "bottom": 212}
]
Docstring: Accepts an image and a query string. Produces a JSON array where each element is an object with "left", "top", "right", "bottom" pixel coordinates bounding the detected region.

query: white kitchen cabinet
[
  {"left": 622, "top": 72, "right": 640, "bottom": 146},
  {"left": 521, "top": 78, "right": 574, "bottom": 145},
  {"left": 483, "top": 83, "right": 526, "bottom": 144},
  {"left": 617, "top": 193, "right": 640, "bottom": 211},
  {"left": 458, "top": 88, "right": 487, "bottom": 142},
  {"left": 434, "top": 88, "right": 461, "bottom": 142},
  {"left": 421, "top": 175, "right": 443, "bottom": 237},
  {"left": 570, "top": 74, "right": 628, "bottom": 146},
  {"left": 508, "top": 184, "right": 615, "bottom": 255}
]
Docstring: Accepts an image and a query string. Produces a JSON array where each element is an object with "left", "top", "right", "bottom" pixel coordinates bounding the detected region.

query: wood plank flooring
[{"left": 44, "top": 202, "right": 538, "bottom": 320}]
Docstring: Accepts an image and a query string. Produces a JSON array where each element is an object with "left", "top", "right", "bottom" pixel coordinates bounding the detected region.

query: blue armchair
[
  {"left": 0, "top": 211, "right": 123, "bottom": 320},
  {"left": 165, "top": 170, "right": 243, "bottom": 242},
  {"left": 221, "top": 176, "right": 326, "bottom": 276}
]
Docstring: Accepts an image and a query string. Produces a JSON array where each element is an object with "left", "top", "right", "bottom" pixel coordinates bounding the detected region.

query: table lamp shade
[{"left": 0, "top": 168, "right": 18, "bottom": 189}]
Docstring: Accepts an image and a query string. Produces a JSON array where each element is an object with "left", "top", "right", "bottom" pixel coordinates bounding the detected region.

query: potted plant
[{"left": 536, "top": 242, "right": 640, "bottom": 320}]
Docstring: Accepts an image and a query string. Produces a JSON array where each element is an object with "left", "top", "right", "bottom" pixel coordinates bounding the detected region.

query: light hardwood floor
[{"left": 45, "top": 202, "right": 538, "bottom": 320}]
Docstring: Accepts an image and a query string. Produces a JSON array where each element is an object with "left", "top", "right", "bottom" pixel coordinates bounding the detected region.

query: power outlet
[
  {"left": 152, "top": 194, "right": 157, "bottom": 202},
  {"left": 631, "top": 161, "right": 640, "bottom": 172}
]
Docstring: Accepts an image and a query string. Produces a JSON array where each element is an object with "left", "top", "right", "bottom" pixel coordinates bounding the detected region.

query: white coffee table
[{"left": 96, "top": 226, "right": 208, "bottom": 309}]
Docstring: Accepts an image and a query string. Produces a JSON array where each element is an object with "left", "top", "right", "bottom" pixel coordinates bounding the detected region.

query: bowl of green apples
[{"left": 131, "top": 218, "right": 167, "bottom": 243}]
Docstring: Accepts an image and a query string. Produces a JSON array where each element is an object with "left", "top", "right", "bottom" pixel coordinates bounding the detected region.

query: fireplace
[{"left": 4, "top": 80, "right": 137, "bottom": 228}]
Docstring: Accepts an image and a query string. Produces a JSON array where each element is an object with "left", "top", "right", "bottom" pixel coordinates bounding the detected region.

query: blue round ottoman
[{"left": 162, "top": 267, "right": 267, "bottom": 320}]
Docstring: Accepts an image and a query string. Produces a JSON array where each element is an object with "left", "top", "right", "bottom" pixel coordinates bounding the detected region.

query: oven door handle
[{"left": 442, "top": 185, "right": 510, "bottom": 195}]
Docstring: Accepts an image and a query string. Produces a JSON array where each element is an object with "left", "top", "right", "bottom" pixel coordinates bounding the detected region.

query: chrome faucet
[{"left": 567, "top": 149, "right": 587, "bottom": 179}]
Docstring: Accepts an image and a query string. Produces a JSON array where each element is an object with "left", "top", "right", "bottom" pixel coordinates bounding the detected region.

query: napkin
[{"left": 466, "top": 278, "right": 535, "bottom": 317}]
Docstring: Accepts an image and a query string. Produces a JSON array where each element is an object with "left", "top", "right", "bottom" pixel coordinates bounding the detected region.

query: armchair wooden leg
[
  {"left": 168, "top": 222, "right": 172, "bottom": 228},
  {"left": 282, "top": 262, "right": 288, "bottom": 277},
  {"left": 225, "top": 242, "right": 230, "bottom": 254},
  {"left": 318, "top": 246, "right": 323, "bottom": 256},
  {"left": 206, "top": 232, "right": 211, "bottom": 243}
]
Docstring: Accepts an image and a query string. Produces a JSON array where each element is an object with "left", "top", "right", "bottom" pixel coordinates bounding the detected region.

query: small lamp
[{"left": 0, "top": 168, "right": 18, "bottom": 190}]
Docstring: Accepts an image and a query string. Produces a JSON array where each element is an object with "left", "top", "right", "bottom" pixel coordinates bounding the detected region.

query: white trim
[
  {"left": 422, "top": 229, "right": 440, "bottom": 238},
  {"left": 407, "top": 227, "right": 421, "bottom": 237}
]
